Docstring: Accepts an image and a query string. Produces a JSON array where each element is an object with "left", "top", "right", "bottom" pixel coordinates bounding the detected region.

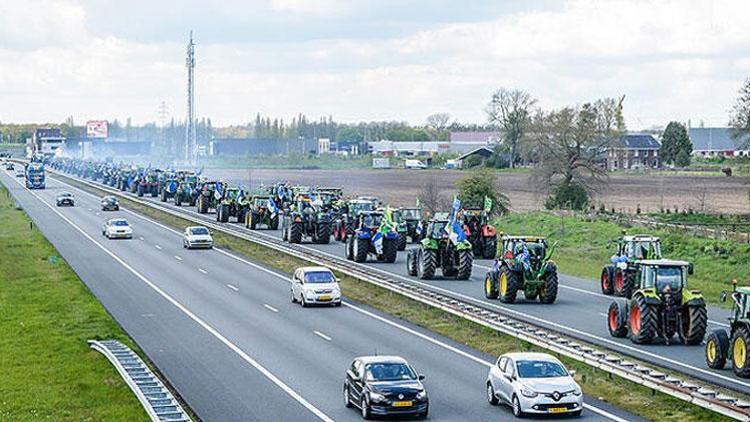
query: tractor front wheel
[
  {"left": 679, "top": 304, "right": 707, "bottom": 345},
  {"left": 289, "top": 222, "right": 303, "bottom": 244},
  {"left": 539, "top": 272, "right": 558, "bottom": 304},
  {"left": 382, "top": 238, "right": 398, "bottom": 263},
  {"left": 484, "top": 271, "right": 499, "bottom": 299},
  {"left": 482, "top": 237, "right": 497, "bottom": 259},
  {"left": 732, "top": 327, "right": 750, "bottom": 377},
  {"left": 397, "top": 233, "right": 407, "bottom": 251},
  {"left": 628, "top": 295, "right": 657, "bottom": 344},
  {"left": 270, "top": 215, "right": 279, "bottom": 230},
  {"left": 456, "top": 249, "right": 473, "bottom": 280},
  {"left": 498, "top": 267, "right": 519, "bottom": 304},
  {"left": 705, "top": 329, "right": 729, "bottom": 369},
  {"left": 608, "top": 301, "right": 628, "bottom": 338},
  {"left": 354, "top": 237, "right": 369, "bottom": 263},
  {"left": 417, "top": 249, "right": 437, "bottom": 280},
  {"left": 406, "top": 249, "right": 418, "bottom": 276},
  {"left": 601, "top": 266, "right": 615, "bottom": 295}
]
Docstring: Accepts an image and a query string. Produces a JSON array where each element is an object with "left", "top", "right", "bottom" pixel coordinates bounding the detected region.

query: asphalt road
[
  {"left": 1, "top": 170, "right": 638, "bottom": 421},
  {"left": 46, "top": 169, "right": 750, "bottom": 396}
]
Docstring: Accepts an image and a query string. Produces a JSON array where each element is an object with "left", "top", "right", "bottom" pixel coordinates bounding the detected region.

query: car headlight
[
  {"left": 416, "top": 390, "right": 427, "bottom": 400},
  {"left": 573, "top": 385, "right": 582, "bottom": 396},
  {"left": 520, "top": 386, "right": 538, "bottom": 398},
  {"left": 305, "top": 291, "right": 315, "bottom": 299},
  {"left": 369, "top": 391, "right": 385, "bottom": 403}
]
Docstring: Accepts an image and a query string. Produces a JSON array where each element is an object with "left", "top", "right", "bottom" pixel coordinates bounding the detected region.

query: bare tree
[
  {"left": 419, "top": 177, "right": 448, "bottom": 216},
  {"left": 486, "top": 88, "right": 536, "bottom": 168},
  {"left": 425, "top": 113, "right": 452, "bottom": 142},
  {"left": 693, "top": 183, "right": 712, "bottom": 214}
]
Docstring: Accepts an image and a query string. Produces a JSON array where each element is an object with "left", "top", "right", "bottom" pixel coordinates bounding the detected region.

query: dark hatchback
[
  {"left": 344, "top": 356, "right": 428, "bottom": 419},
  {"left": 55, "top": 192, "right": 75, "bottom": 206},
  {"left": 101, "top": 196, "right": 120, "bottom": 211}
]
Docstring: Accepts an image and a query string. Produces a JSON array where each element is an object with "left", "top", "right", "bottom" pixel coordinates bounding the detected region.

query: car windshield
[
  {"left": 516, "top": 360, "right": 568, "bottom": 378},
  {"left": 304, "top": 271, "right": 335, "bottom": 284},
  {"left": 401, "top": 209, "right": 422, "bottom": 220},
  {"left": 365, "top": 363, "right": 417, "bottom": 382},
  {"left": 190, "top": 227, "right": 209, "bottom": 235},
  {"left": 112, "top": 220, "right": 129, "bottom": 227},
  {"left": 103, "top": 197, "right": 116, "bottom": 202},
  {"left": 59, "top": 192, "right": 73, "bottom": 198}
]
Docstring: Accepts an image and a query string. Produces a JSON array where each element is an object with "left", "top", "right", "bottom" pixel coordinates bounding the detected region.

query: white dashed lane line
[
  {"left": 198, "top": 268, "right": 208, "bottom": 275},
  {"left": 174, "top": 255, "right": 182, "bottom": 261},
  {"left": 155, "top": 244, "right": 162, "bottom": 250},
  {"left": 264, "top": 304, "right": 279, "bottom": 313},
  {"left": 227, "top": 284, "right": 239, "bottom": 292},
  {"left": 313, "top": 331, "right": 332, "bottom": 341}
]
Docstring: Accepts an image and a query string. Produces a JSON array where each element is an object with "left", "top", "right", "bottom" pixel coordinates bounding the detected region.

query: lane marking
[
  {"left": 7, "top": 175, "right": 334, "bottom": 422},
  {"left": 155, "top": 244, "right": 162, "bottom": 250},
  {"left": 198, "top": 268, "right": 208, "bottom": 275},
  {"left": 174, "top": 255, "right": 182, "bottom": 261},
  {"left": 139, "top": 236, "right": 145, "bottom": 241},
  {"left": 313, "top": 331, "right": 332, "bottom": 342},
  {"left": 264, "top": 304, "right": 279, "bottom": 313},
  {"left": 227, "top": 284, "right": 239, "bottom": 292}
]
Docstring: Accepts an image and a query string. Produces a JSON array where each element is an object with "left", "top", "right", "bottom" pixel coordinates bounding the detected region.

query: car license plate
[
  {"left": 548, "top": 407, "right": 567, "bottom": 413},
  {"left": 393, "top": 401, "right": 412, "bottom": 407},
  {"left": 319, "top": 295, "right": 332, "bottom": 301}
]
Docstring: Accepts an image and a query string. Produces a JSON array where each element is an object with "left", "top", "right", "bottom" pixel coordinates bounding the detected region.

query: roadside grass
[
  {"left": 56, "top": 174, "right": 732, "bottom": 421},
  {"left": 648, "top": 212, "right": 750, "bottom": 226},
  {"left": 495, "top": 212, "right": 750, "bottom": 307},
  {"left": 0, "top": 186, "right": 148, "bottom": 421}
]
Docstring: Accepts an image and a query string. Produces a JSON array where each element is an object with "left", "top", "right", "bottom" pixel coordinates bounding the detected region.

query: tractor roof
[
  {"left": 432, "top": 212, "right": 450, "bottom": 220},
  {"left": 349, "top": 199, "right": 373, "bottom": 204},
  {"left": 736, "top": 286, "right": 750, "bottom": 295},
  {"left": 502, "top": 235, "right": 547, "bottom": 242},
  {"left": 622, "top": 235, "right": 660, "bottom": 242},
  {"left": 399, "top": 206, "right": 421, "bottom": 211},
  {"left": 360, "top": 210, "right": 383, "bottom": 217},
  {"left": 635, "top": 259, "right": 691, "bottom": 267}
]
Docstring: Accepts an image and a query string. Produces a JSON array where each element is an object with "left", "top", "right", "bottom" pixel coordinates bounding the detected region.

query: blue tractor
[{"left": 345, "top": 210, "right": 399, "bottom": 263}]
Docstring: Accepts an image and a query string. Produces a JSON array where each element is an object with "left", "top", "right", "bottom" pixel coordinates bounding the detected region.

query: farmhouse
[{"left": 606, "top": 134, "right": 661, "bottom": 170}]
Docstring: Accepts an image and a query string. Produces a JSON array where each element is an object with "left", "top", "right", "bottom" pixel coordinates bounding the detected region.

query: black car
[
  {"left": 55, "top": 192, "right": 75, "bottom": 206},
  {"left": 5, "top": 162, "right": 13, "bottom": 170},
  {"left": 344, "top": 356, "right": 428, "bottom": 419},
  {"left": 101, "top": 196, "right": 120, "bottom": 211}
]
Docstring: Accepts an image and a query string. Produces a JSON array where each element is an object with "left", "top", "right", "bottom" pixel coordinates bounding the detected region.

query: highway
[
  {"left": 1, "top": 170, "right": 638, "bottom": 421},
  {"left": 44, "top": 168, "right": 750, "bottom": 396}
]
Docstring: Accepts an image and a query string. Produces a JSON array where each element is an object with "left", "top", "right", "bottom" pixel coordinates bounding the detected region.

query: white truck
[{"left": 404, "top": 159, "right": 427, "bottom": 170}]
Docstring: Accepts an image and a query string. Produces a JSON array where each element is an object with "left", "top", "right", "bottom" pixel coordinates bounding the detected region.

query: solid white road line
[
  {"left": 7, "top": 175, "right": 334, "bottom": 422},
  {"left": 198, "top": 268, "right": 208, "bottom": 275},
  {"left": 313, "top": 331, "right": 332, "bottom": 341},
  {"left": 227, "top": 284, "right": 239, "bottom": 292},
  {"left": 264, "top": 304, "right": 279, "bottom": 313}
]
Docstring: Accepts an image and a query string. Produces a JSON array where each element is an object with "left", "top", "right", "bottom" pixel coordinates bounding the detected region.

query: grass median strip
[
  {"left": 56, "top": 174, "right": 732, "bottom": 421},
  {"left": 0, "top": 186, "right": 148, "bottom": 421}
]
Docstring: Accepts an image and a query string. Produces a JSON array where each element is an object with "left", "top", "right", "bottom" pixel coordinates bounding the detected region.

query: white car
[
  {"left": 183, "top": 226, "right": 213, "bottom": 249},
  {"left": 102, "top": 218, "right": 133, "bottom": 239},
  {"left": 486, "top": 352, "right": 582, "bottom": 418},
  {"left": 290, "top": 266, "right": 342, "bottom": 307}
]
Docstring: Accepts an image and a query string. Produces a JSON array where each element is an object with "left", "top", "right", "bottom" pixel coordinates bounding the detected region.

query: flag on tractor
[
  {"left": 214, "top": 181, "right": 223, "bottom": 200},
  {"left": 416, "top": 197, "right": 420, "bottom": 207},
  {"left": 484, "top": 195, "right": 493, "bottom": 213},
  {"left": 445, "top": 197, "right": 467, "bottom": 244},
  {"left": 267, "top": 196, "right": 279, "bottom": 216},
  {"left": 372, "top": 206, "right": 395, "bottom": 255}
]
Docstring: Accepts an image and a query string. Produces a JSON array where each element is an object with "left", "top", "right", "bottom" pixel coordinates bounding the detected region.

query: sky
[{"left": 1, "top": 0, "right": 749, "bottom": 130}]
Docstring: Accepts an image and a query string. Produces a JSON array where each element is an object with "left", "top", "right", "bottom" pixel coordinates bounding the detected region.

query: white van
[{"left": 404, "top": 159, "right": 427, "bottom": 170}]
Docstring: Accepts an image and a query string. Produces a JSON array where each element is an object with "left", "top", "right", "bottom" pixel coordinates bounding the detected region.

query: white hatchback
[
  {"left": 290, "top": 266, "right": 342, "bottom": 307},
  {"left": 183, "top": 226, "right": 213, "bottom": 249},
  {"left": 486, "top": 352, "right": 582, "bottom": 418},
  {"left": 102, "top": 218, "right": 133, "bottom": 239}
]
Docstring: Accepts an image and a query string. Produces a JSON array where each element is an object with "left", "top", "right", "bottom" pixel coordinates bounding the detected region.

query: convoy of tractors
[{"left": 47, "top": 157, "right": 749, "bottom": 378}]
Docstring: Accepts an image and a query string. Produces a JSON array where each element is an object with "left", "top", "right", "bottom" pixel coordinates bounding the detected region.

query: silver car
[
  {"left": 102, "top": 218, "right": 133, "bottom": 239},
  {"left": 486, "top": 352, "right": 582, "bottom": 417},
  {"left": 183, "top": 226, "right": 213, "bottom": 249},
  {"left": 290, "top": 266, "right": 342, "bottom": 307}
]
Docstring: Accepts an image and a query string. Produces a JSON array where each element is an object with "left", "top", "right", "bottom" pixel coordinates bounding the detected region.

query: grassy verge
[
  {"left": 495, "top": 212, "right": 749, "bottom": 307},
  {"left": 0, "top": 185, "right": 148, "bottom": 421},
  {"left": 56, "top": 174, "right": 733, "bottom": 421}
]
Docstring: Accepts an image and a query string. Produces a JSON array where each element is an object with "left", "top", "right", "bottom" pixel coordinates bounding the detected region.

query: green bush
[
  {"left": 455, "top": 169, "right": 510, "bottom": 215},
  {"left": 544, "top": 181, "right": 589, "bottom": 211}
]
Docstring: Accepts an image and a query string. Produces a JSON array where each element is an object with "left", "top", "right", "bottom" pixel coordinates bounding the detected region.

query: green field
[
  {"left": 0, "top": 186, "right": 148, "bottom": 421},
  {"left": 495, "top": 212, "right": 749, "bottom": 306}
]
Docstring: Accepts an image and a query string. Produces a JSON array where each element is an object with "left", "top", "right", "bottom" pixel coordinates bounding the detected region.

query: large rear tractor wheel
[
  {"left": 137, "top": 184, "right": 144, "bottom": 197},
  {"left": 218, "top": 204, "right": 230, "bottom": 223},
  {"left": 482, "top": 237, "right": 497, "bottom": 260},
  {"left": 270, "top": 215, "right": 279, "bottom": 230},
  {"left": 732, "top": 326, "right": 750, "bottom": 378},
  {"left": 315, "top": 223, "right": 331, "bottom": 244},
  {"left": 175, "top": 195, "right": 182, "bottom": 206},
  {"left": 354, "top": 237, "right": 369, "bottom": 263},
  {"left": 539, "top": 272, "right": 558, "bottom": 304},
  {"left": 705, "top": 329, "right": 729, "bottom": 369},
  {"left": 417, "top": 249, "right": 437, "bottom": 280},
  {"left": 397, "top": 233, "right": 407, "bottom": 251},
  {"left": 615, "top": 269, "right": 636, "bottom": 298},
  {"left": 289, "top": 222, "right": 303, "bottom": 244},
  {"left": 498, "top": 267, "right": 519, "bottom": 304},
  {"left": 160, "top": 190, "right": 167, "bottom": 202},
  {"left": 484, "top": 271, "right": 499, "bottom": 299},
  {"left": 601, "top": 266, "right": 615, "bottom": 295},
  {"left": 456, "top": 249, "right": 473, "bottom": 280},
  {"left": 345, "top": 236, "right": 355, "bottom": 260},
  {"left": 382, "top": 238, "right": 398, "bottom": 263},
  {"left": 608, "top": 301, "right": 629, "bottom": 338},
  {"left": 628, "top": 295, "right": 657, "bottom": 344},
  {"left": 406, "top": 249, "right": 418, "bottom": 276},
  {"left": 679, "top": 304, "right": 707, "bottom": 345},
  {"left": 249, "top": 213, "right": 258, "bottom": 230}
]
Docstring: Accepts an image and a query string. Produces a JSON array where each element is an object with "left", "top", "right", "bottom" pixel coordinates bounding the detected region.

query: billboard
[{"left": 86, "top": 120, "right": 108, "bottom": 138}]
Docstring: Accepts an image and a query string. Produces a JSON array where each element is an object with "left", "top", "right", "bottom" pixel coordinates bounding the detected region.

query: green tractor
[
  {"left": 405, "top": 214, "right": 473, "bottom": 280},
  {"left": 601, "top": 234, "right": 662, "bottom": 298},
  {"left": 174, "top": 173, "right": 198, "bottom": 206},
  {"left": 390, "top": 208, "right": 409, "bottom": 251},
  {"left": 244, "top": 195, "right": 280, "bottom": 230},
  {"left": 484, "top": 236, "right": 558, "bottom": 304},
  {"left": 196, "top": 180, "right": 225, "bottom": 214},
  {"left": 159, "top": 172, "right": 179, "bottom": 202},
  {"left": 216, "top": 187, "right": 249, "bottom": 223},
  {"left": 705, "top": 281, "right": 750, "bottom": 377},
  {"left": 281, "top": 197, "right": 331, "bottom": 244},
  {"left": 399, "top": 206, "right": 424, "bottom": 243},
  {"left": 607, "top": 259, "right": 706, "bottom": 345}
]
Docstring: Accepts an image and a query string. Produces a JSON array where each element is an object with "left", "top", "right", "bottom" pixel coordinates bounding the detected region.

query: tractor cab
[
  {"left": 726, "top": 287, "right": 750, "bottom": 323},
  {"left": 347, "top": 199, "right": 375, "bottom": 216},
  {"left": 400, "top": 207, "right": 422, "bottom": 222},
  {"left": 358, "top": 211, "right": 384, "bottom": 231},
  {"left": 706, "top": 282, "right": 750, "bottom": 376},
  {"left": 357, "top": 195, "right": 380, "bottom": 207},
  {"left": 501, "top": 236, "right": 549, "bottom": 263},
  {"left": 617, "top": 235, "right": 662, "bottom": 262},
  {"left": 635, "top": 259, "right": 693, "bottom": 296}
]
